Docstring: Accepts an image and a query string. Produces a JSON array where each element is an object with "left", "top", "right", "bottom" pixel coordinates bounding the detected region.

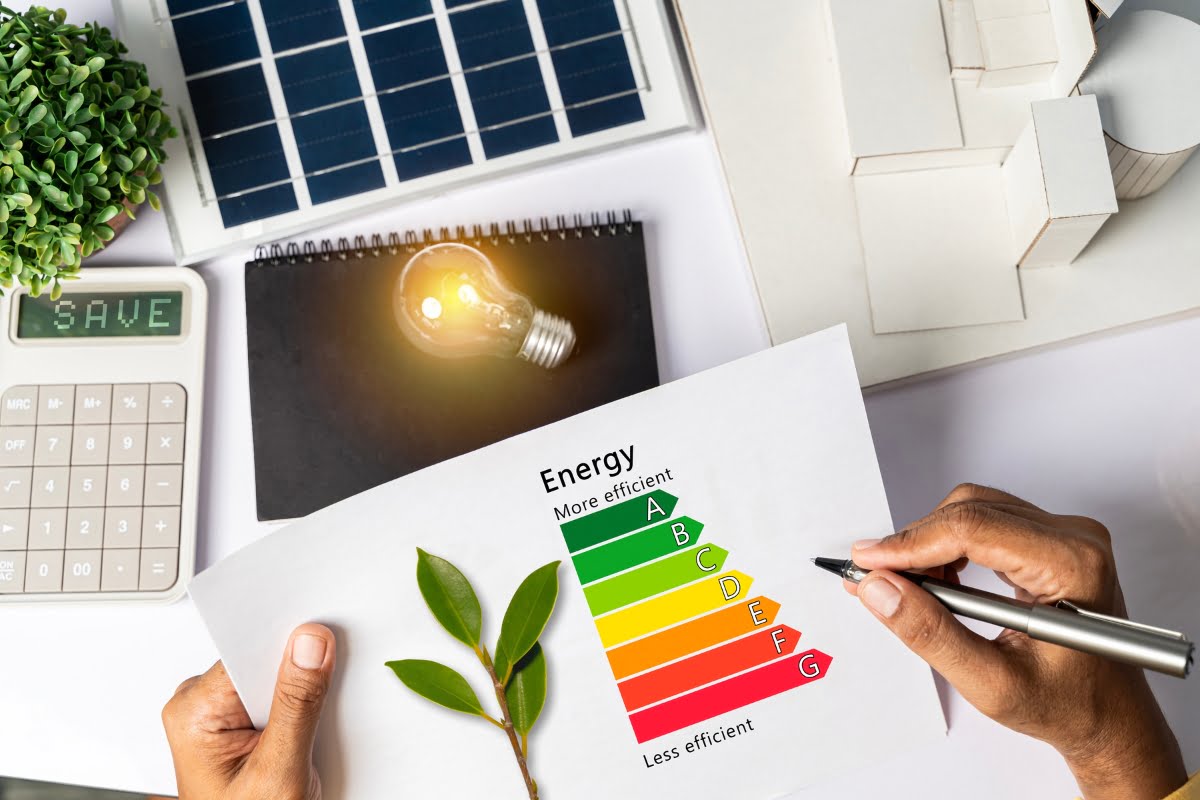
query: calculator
[{"left": 0, "top": 267, "right": 206, "bottom": 604}]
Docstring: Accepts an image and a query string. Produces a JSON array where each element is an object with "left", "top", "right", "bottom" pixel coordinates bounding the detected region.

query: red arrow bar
[{"left": 628, "top": 649, "right": 833, "bottom": 743}]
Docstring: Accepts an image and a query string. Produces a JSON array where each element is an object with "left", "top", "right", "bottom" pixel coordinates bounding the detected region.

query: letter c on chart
[{"left": 695, "top": 546, "right": 717, "bottom": 572}]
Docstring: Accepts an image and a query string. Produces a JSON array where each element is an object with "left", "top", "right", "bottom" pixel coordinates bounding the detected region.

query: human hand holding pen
[{"left": 845, "top": 483, "right": 1187, "bottom": 800}]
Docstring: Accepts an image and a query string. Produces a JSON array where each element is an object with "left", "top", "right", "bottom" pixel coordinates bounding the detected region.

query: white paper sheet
[{"left": 189, "top": 326, "right": 945, "bottom": 799}]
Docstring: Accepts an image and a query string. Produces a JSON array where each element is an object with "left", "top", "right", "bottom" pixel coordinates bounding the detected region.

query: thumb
[
  {"left": 254, "top": 624, "right": 336, "bottom": 784},
  {"left": 856, "top": 572, "right": 1012, "bottom": 698}
]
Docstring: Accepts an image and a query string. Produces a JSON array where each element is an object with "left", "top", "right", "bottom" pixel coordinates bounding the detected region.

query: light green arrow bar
[{"left": 583, "top": 545, "right": 730, "bottom": 616}]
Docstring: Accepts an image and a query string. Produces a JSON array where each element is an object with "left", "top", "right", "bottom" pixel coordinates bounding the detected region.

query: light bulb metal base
[{"left": 518, "top": 309, "right": 576, "bottom": 369}]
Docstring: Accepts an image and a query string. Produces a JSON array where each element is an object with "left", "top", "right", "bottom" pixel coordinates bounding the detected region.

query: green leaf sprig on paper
[{"left": 387, "top": 549, "right": 560, "bottom": 800}]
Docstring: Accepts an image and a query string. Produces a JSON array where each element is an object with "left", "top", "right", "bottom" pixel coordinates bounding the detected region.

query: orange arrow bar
[
  {"left": 618, "top": 625, "right": 801, "bottom": 711},
  {"left": 606, "top": 596, "right": 781, "bottom": 680}
]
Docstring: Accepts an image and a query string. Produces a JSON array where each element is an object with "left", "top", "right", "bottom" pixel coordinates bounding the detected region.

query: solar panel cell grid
[
  {"left": 171, "top": 3, "right": 259, "bottom": 75},
  {"left": 536, "top": 0, "right": 622, "bottom": 45},
  {"left": 362, "top": 20, "right": 448, "bottom": 89},
  {"left": 291, "top": 104, "right": 386, "bottom": 203},
  {"left": 186, "top": 64, "right": 274, "bottom": 138},
  {"left": 551, "top": 36, "right": 644, "bottom": 135},
  {"left": 259, "top": 0, "right": 346, "bottom": 52},
  {"left": 277, "top": 43, "right": 363, "bottom": 112},
  {"left": 352, "top": 0, "right": 433, "bottom": 30},
  {"left": 169, "top": 0, "right": 648, "bottom": 227}
]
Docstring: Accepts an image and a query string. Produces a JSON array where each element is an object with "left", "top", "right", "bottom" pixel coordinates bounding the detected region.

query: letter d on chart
[{"left": 719, "top": 574, "right": 742, "bottom": 601}]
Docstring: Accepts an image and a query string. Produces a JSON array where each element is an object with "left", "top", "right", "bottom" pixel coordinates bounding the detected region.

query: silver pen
[{"left": 813, "top": 557, "right": 1194, "bottom": 678}]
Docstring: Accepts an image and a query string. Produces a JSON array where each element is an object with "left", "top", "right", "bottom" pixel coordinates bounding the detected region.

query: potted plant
[{"left": 0, "top": 5, "right": 176, "bottom": 299}]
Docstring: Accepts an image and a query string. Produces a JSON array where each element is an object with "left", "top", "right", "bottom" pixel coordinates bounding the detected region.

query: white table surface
[{"left": 2, "top": 1, "right": 1196, "bottom": 796}]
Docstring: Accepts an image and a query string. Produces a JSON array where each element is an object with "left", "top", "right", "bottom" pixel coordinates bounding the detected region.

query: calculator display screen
[{"left": 17, "top": 291, "right": 184, "bottom": 338}]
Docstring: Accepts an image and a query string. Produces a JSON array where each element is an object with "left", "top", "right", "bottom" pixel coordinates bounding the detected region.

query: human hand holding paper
[
  {"left": 162, "top": 624, "right": 337, "bottom": 800},
  {"left": 847, "top": 484, "right": 1188, "bottom": 800}
]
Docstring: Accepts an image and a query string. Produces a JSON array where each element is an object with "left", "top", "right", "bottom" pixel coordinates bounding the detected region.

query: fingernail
[
  {"left": 853, "top": 538, "right": 882, "bottom": 550},
  {"left": 861, "top": 578, "right": 901, "bottom": 618},
  {"left": 292, "top": 634, "right": 327, "bottom": 670}
]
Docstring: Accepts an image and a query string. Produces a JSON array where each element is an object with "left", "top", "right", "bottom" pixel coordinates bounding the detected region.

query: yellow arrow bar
[{"left": 594, "top": 571, "right": 754, "bottom": 648}]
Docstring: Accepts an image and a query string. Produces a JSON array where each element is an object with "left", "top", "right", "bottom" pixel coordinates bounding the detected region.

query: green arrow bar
[
  {"left": 571, "top": 516, "right": 705, "bottom": 584},
  {"left": 560, "top": 490, "right": 679, "bottom": 552},
  {"left": 583, "top": 545, "right": 730, "bottom": 615}
]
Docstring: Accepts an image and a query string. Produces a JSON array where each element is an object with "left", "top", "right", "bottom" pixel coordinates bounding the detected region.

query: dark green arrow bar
[
  {"left": 571, "top": 516, "right": 705, "bottom": 584},
  {"left": 560, "top": 490, "right": 679, "bottom": 552},
  {"left": 583, "top": 545, "right": 730, "bottom": 615}
]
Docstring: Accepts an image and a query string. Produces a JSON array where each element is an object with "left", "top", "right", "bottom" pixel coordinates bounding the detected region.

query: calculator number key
[
  {"left": 63, "top": 550, "right": 101, "bottom": 592},
  {"left": 25, "top": 551, "right": 63, "bottom": 593},
  {"left": 34, "top": 426, "right": 72, "bottom": 466},
  {"left": 71, "top": 426, "right": 110, "bottom": 466}
]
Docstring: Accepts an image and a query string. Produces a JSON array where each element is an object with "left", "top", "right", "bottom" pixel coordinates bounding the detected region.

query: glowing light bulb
[{"left": 393, "top": 242, "right": 576, "bottom": 368}]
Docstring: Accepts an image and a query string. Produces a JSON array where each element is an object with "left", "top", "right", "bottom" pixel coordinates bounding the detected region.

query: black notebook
[{"left": 245, "top": 212, "right": 659, "bottom": 520}]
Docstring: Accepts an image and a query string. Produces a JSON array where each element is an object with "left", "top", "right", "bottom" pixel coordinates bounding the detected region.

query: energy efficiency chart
[{"left": 560, "top": 490, "right": 833, "bottom": 743}]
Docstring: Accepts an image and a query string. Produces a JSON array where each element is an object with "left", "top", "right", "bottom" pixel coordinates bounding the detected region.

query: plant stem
[{"left": 479, "top": 647, "right": 538, "bottom": 800}]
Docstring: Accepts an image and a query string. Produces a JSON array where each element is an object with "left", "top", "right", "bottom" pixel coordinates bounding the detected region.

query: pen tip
[{"left": 809, "top": 557, "right": 816, "bottom": 564}]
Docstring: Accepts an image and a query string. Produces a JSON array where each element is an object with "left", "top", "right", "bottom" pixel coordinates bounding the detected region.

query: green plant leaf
[
  {"left": 10, "top": 68, "right": 32, "bottom": 91},
  {"left": 12, "top": 45, "right": 30, "bottom": 70},
  {"left": 95, "top": 205, "right": 119, "bottom": 224},
  {"left": 504, "top": 643, "right": 546, "bottom": 736},
  {"left": 64, "top": 93, "right": 83, "bottom": 118},
  {"left": 415, "top": 548, "right": 482, "bottom": 648},
  {"left": 385, "top": 659, "right": 485, "bottom": 717},
  {"left": 493, "top": 561, "right": 560, "bottom": 682},
  {"left": 85, "top": 55, "right": 104, "bottom": 73},
  {"left": 69, "top": 65, "right": 89, "bottom": 88},
  {"left": 82, "top": 142, "right": 102, "bottom": 162}
]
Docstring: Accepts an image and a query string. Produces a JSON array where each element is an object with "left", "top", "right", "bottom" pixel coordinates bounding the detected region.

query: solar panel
[{"left": 113, "top": 0, "right": 695, "bottom": 262}]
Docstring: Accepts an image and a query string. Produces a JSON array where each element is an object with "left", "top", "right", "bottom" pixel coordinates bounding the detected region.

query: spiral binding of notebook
[
  {"left": 243, "top": 208, "right": 657, "bottom": 520},
  {"left": 251, "top": 210, "right": 638, "bottom": 265}
]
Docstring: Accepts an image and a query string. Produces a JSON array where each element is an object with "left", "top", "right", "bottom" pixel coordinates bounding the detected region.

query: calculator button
[
  {"left": 108, "top": 424, "right": 147, "bottom": 465},
  {"left": 34, "top": 426, "right": 72, "bottom": 466},
  {"left": 0, "top": 427, "right": 35, "bottom": 467},
  {"left": 0, "top": 551, "right": 27, "bottom": 592},
  {"left": 149, "top": 384, "right": 186, "bottom": 424},
  {"left": 30, "top": 466, "right": 70, "bottom": 507},
  {"left": 63, "top": 550, "right": 101, "bottom": 592},
  {"left": 106, "top": 465, "right": 145, "bottom": 506},
  {"left": 27, "top": 508, "right": 66, "bottom": 549},
  {"left": 104, "top": 508, "right": 141, "bottom": 548},
  {"left": 66, "top": 507, "right": 104, "bottom": 549},
  {"left": 142, "top": 506, "right": 181, "bottom": 548},
  {"left": 144, "top": 464, "right": 183, "bottom": 505},
  {"left": 101, "top": 549, "right": 139, "bottom": 592},
  {"left": 37, "top": 385, "right": 75, "bottom": 425},
  {"left": 74, "top": 385, "right": 112, "bottom": 424},
  {"left": 68, "top": 466, "right": 106, "bottom": 506},
  {"left": 71, "top": 425, "right": 110, "bottom": 465},
  {"left": 1, "top": 386, "right": 38, "bottom": 426},
  {"left": 24, "top": 550, "right": 63, "bottom": 593},
  {"left": 139, "top": 548, "right": 178, "bottom": 591},
  {"left": 0, "top": 467, "right": 32, "bottom": 508},
  {"left": 0, "top": 509, "right": 28, "bottom": 550},
  {"left": 111, "top": 384, "right": 149, "bottom": 424},
  {"left": 147, "top": 424, "right": 185, "bottom": 464}
]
